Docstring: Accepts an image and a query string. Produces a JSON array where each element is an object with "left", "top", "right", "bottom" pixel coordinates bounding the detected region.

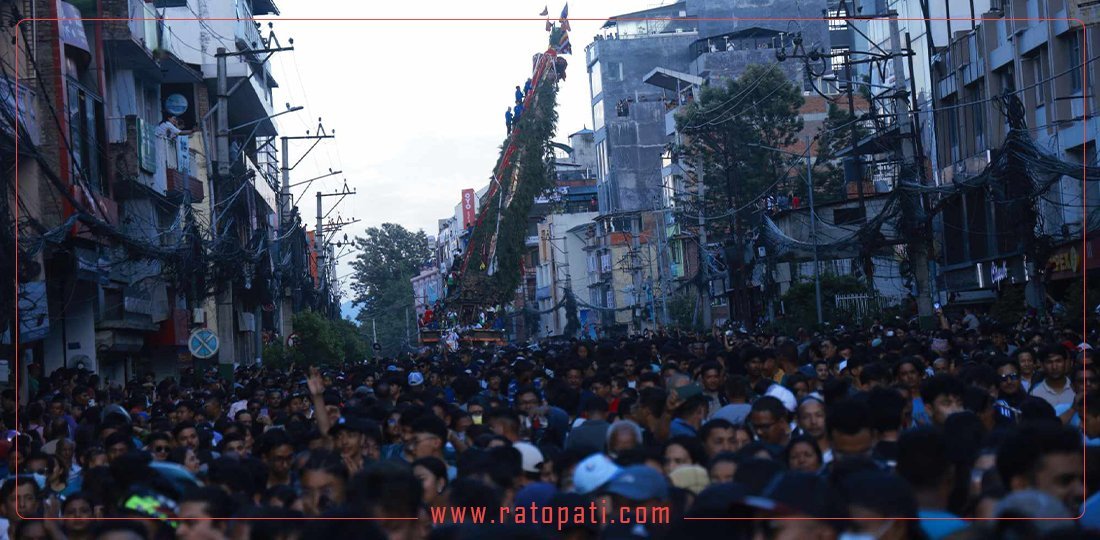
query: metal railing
[{"left": 834, "top": 293, "right": 884, "bottom": 321}]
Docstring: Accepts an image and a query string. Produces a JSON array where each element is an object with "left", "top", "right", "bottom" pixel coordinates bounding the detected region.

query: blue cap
[
  {"left": 514, "top": 482, "right": 557, "bottom": 509},
  {"left": 386, "top": 365, "right": 399, "bottom": 372},
  {"left": 605, "top": 465, "right": 668, "bottom": 501}
]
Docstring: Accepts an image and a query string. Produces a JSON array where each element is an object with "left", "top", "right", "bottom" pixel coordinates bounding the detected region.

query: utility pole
[
  {"left": 658, "top": 212, "right": 670, "bottom": 327},
  {"left": 214, "top": 48, "right": 236, "bottom": 369},
  {"left": 844, "top": 48, "right": 875, "bottom": 290},
  {"left": 315, "top": 185, "right": 358, "bottom": 317},
  {"left": 889, "top": 15, "right": 934, "bottom": 328},
  {"left": 630, "top": 216, "right": 645, "bottom": 332},
  {"left": 696, "top": 169, "right": 712, "bottom": 329},
  {"left": 547, "top": 224, "right": 558, "bottom": 335},
  {"left": 215, "top": 49, "right": 230, "bottom": 178},
  {"left": 278, "top": 127, "right": 335, "bottom": 334},
  {"left": 316, "top": 191, "right": 325, "bottom": 298},
  {"left": 807, "top": 136, "right": 824, "bottom": 326}
]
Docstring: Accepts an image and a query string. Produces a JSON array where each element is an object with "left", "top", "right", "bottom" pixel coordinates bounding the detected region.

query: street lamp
[{"left": 749, "top": 136, "right": 823, "bottom": 326}]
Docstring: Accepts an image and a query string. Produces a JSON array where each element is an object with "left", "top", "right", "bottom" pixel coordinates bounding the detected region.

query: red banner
[{"left": 461, "top": 189, "right": 476, "bottom": 228}]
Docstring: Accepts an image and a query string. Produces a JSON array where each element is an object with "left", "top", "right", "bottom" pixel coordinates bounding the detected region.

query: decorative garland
[{"left": 454, "top": 66, "right": 559, "bottom": 306}]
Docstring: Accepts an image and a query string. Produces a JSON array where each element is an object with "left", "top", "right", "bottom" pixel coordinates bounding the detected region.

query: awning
[
  {"left": 96, "top": 326, "right": 155, "bottom": 353},
  {"left": 643, "top": 67, "right": 703, "bottom": 91},
  {"left": 158, "top": 53, "right": 203, "bottom": 85},
  {"left": 835, "top": 125, "right": 901, "bottom": 158}
]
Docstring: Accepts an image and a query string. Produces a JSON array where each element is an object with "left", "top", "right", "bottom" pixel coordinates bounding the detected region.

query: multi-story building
[
  {"left": 4, "top": 0, "right": 306, "bottom": 384},
  {"left": 2, "top": 0, "right": 48, "bottom": 389},
  {"left": 533, "top": 129, "right": 599, "bottom": 338},
  {"left": 594, "top": 0, "right": 832, "bottom": 328},
  {"left": 929, "top": 0, "right": 1100, "bottom": 305}
]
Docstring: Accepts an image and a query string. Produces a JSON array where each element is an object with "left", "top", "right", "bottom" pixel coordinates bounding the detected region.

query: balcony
[
  {"left": 101, "top": 0, "right": 160, "bottom": 79},
  {"left": 689, "top": 27, "right": 790, "bottom": 61},
  {"left": 165, "top": 133, "right": 204, "bottom": 202},
  {"left": 112, "top": 115, "right": 202, "bottom": 201},
  {"left": 237, "top": 17, "right": 267, "bottom": 54}
]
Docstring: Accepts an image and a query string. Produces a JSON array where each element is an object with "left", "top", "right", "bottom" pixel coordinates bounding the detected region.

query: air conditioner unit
[
  {"left": 192, "top": 309, "right": 206, "bottom": 324},
  {"left": 237, "top": 312, "right": 256, "bottom": 333}
]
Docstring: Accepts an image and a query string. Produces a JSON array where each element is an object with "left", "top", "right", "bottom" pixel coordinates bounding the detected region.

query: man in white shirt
[{"left": 1030, "top": 346, "right": 1075, "bottom": 408}]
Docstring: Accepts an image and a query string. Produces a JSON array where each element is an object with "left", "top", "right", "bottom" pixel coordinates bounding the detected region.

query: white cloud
[{"left": 268, "top": 1, "right": 661, "bottom": 280}]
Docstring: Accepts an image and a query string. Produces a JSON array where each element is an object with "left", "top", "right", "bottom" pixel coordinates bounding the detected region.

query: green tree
[
  {"left": 778, "top": 274, "right": 873, "bottom": 332},
  {"left": 674, "top": 64, "right": 805, "bottom": 239},
  {"left": 563, "top": 288, "right": 580, "bottom": 338},
  {"left": 460, "top": 78, "right": 558, "bottom": 305},
  {"left": 668, "top": 293, "right": 702, "bottom": 331},
  {"left": 349, "top": 223, "right": 432, "bottom": 356},
  {"left": 263, "top": 311, "right": 367, "bottom": 369}
]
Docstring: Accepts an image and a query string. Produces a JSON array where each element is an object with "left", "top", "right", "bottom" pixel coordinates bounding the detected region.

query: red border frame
[{"left": 9, "top": 13, "right": 1091, "bottom": 524}]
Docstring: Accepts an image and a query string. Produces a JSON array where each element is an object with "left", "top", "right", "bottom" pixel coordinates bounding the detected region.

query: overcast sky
[{"left": 266, "top": 1, "right": 664, "bottom": 284}]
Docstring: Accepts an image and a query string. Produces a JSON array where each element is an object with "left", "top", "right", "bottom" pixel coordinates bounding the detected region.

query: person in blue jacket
[
  {"left": 505, "top": 108, "right": 513, "bottom": 134},
  {"left": 515, "top": 85, "right": 524, "bottom": 103}
]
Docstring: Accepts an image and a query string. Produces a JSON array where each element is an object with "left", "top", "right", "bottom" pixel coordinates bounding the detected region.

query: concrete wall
[
  {"left": 43, "top": 282, "right": 98, "bottom": 375},
  {"left": 688, "top": 0, "right": 830, "bottom": 47},
  {"left": 568, "top": 130, "right": 597, "bottom": 169},
  {"left": 590, "top": 33, "right": 698, "bottom": 213}
]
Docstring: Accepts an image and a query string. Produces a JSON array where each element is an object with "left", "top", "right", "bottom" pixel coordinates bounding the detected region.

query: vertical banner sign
[
  {"left": 137, "top": 118, "right": 157, "bottom": 173},
  {"left": 176, "top": 135, "right": 191, "bottom": 177},
  {"left": 461, "top": 189, "right": 476, "bottom": 228}
]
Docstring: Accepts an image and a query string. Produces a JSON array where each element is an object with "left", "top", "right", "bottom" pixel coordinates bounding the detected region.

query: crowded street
[{"left": 3, "top": 1, "right": 1100, "bottom": 539}]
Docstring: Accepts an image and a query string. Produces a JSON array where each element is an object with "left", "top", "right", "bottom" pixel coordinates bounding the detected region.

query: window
[
  {"left": 998, "top": 67, "right": 1015, "bottom": 94},
  {"left": 971, "top": 85, "right": 986, "bottom": 151},
  {"left": 944, "top": 97, "right": 960, "bottom": 162},
  {"left": 589, "top": 61, "right": 602, "bottom": 98},
  {"left": 67, "top": 80, "right": 105, "bottom": 194},
  {"left": 827, "top": 8, "right": 848, "bottom": 31},
  {"left": 1031, "top": 53, "right": 1046, "bottom": 106},
  {"left": 831, "top": 47, "right": 848, "bottom": 76},
  {"left": 1067, "top": 32, "right": 1083, "bottom": 93},
  {"left": 606, "top": 62, "right": 623, "bottom": 82},
  {"left": 154, "top": 0, "right": 189, "bottom": 7},
  {"left": 833, "top": 207, "right": 866, "bottom": 225},
  {"left": 593, "top": 99, "right": 605, "bottom": 131},
  {"left": 597, "top": 139, "right": 609, "bottom": 182}
]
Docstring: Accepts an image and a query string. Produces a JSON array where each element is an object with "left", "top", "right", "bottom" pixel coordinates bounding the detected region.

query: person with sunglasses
[
  {"left": 144, "top": 432, "right": 172, "bottom": 462},
  {"left": 993, "top": 357, "right": 1026, "bottom": 425}
]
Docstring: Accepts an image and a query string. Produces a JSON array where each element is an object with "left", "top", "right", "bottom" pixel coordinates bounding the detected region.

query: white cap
[
  {"left": 513, "top": 442, "right": 544, "bottom": 474},
  {"left": 573, "top": 453, "right": 621, "bottom": 495},
  {"left": 765, "top": 384, "right": 797, "bottom": 413}
]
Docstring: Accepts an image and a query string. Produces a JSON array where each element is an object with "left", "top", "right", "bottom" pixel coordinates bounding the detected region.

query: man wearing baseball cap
[
  {"left": 602, "top": 465, "right": 671, "bottom": 539},
  {"left": 329, "top": 418, "right": 377, "bottom": 475},
  {"left": 572, "top": 453, "right": 620, "bottom": 495},
  {"left": 739, "top": 471, "right": 845, "bottom": 539},
  {"left": 409, "top": 415, "right": 456, "bottom": 479}
]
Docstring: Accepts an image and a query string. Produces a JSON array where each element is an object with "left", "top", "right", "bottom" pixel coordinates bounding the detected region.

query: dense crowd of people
[{"left": 1, "top": 308, "right": 1098, "bottom": 540}]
